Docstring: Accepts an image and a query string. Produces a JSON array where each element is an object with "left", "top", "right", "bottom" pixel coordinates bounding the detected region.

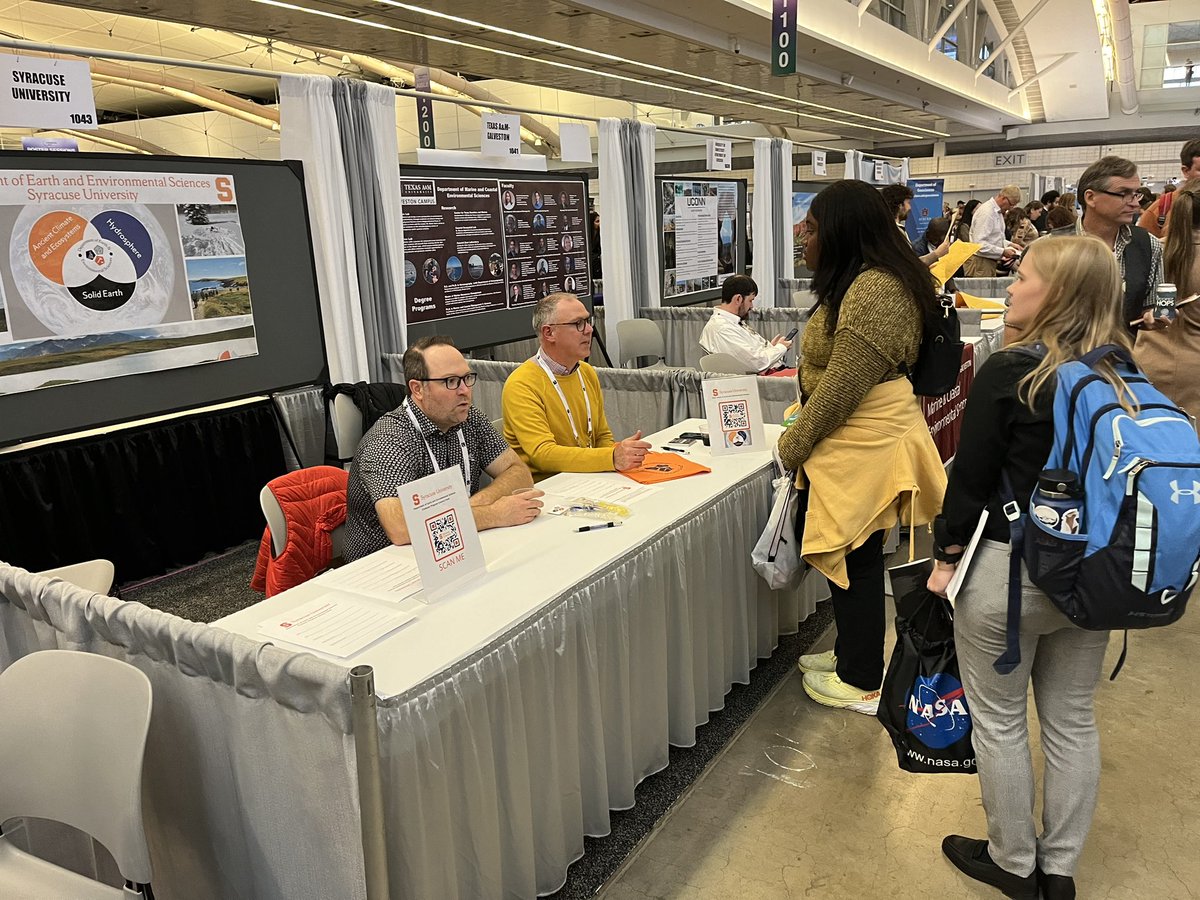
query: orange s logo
[{"left": 215, "top": 177, "right": 234, "bottom": 203}]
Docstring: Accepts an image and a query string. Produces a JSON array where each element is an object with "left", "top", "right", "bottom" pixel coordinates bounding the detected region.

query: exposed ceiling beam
[
  {"left": 1008, "top": 53, "right": 1076, "bottom": 100},
  {"left": 974, "top": 0, "right": 1054, "bottom": 79},
  {"left": 928, "top": 0, "right": 973, "bottom": 57}
]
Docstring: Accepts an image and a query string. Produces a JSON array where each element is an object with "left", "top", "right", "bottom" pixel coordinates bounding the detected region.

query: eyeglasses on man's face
[
  {"left": 548, "top": 316, "right": 594, "bottom": 333},
  {"left": 420, "top": 372, "right": 478, "bottom": 390},
  {"left": 1095, "top": 188, "right": 1142, "bottom": 203}
]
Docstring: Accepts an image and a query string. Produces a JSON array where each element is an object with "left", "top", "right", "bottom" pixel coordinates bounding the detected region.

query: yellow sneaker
[
  {"left": 802, "top": 671, "right": 880, "bottom": 716},
  {"left": 797, "top": 649, "right": 837, "bottom": 674}
]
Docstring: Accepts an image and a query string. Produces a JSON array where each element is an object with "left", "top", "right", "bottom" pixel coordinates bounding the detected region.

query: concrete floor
[{"left": 601, "top": 591, "right": 1200, "bottom": 899}]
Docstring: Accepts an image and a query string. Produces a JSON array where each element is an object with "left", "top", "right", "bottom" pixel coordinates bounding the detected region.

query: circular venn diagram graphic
[{"left": 9, "top": 204, "right": 176, "bottom": 336}]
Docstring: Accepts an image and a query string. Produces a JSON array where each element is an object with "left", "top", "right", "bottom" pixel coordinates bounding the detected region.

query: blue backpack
[{"left": 995, "top": 344, "right": 1200, "bottom": 677}]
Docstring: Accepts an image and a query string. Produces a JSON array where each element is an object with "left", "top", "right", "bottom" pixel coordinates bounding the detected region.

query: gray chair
[
  {"left": 0, "top": 650, "right": 154, "bottom": 899},
  {"left": 615, "top": 319, "right": 667, "bottom": 368},
  {"left": 331, "top": 393, "right": 363, "bottom": 464},
  {"left": 699, "top": 352, "right": 752, "bottom": 375}
]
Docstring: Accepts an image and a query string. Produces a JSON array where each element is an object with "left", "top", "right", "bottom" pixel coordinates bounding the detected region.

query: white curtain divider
[
  {"left": 598, "top": 119, "right": 658, "bottom": 365},
  {"left": 752, "top": 138, "right": 795, "bottom": 308},
  {"left": 280, "top": 74, "right": 371, "bottom": 384}
]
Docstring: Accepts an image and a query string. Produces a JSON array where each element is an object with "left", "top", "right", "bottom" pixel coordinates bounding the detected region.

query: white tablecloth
[{"left": 214, "top": 421, "right": 827, "bottom": 898}]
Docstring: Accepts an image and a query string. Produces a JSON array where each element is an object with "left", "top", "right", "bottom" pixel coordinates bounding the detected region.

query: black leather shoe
[
  {"left": 1039, "top": 871, "right": 1076, "bottom": 899},
  {"left": 941, "top": 835, "right": 1038, "bottom": 899}
]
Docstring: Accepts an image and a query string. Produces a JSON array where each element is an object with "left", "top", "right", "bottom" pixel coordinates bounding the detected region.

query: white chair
[
  {"left": 699, "top": 352, "right": 752, "bottom": 375},
  {"left": 331, "top": 393, "right": 364, "bottom": 463},
  {"left": 0, "top": 650, "right": 153, "bottom": 899},
  {"left": 615, "top": 319, "right": 667, "bottom": 368},
  {"left": 37, "top": 560, "right": 116, "bottom": 595}
]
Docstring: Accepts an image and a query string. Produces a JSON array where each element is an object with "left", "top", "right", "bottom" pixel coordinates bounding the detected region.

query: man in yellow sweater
[{"left": 502, "top": 293, "right": 652, "bottom": 480}]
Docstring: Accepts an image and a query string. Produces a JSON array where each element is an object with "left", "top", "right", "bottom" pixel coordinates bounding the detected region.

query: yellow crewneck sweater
[{"left": 502, "top": 358, "right": 616, "bottom": 481}]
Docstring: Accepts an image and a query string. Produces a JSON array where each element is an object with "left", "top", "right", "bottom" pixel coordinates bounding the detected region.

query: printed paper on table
[
  {"left": 702, "top": 375, "right": 767, "bottom": 456},
  {"left": 399, "top": 467, "right": 486, "bottom": 602}
]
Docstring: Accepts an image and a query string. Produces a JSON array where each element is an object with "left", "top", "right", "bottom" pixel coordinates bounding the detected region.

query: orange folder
[{"left": 620, "top": 452, "right": 712, "bottom": 484}]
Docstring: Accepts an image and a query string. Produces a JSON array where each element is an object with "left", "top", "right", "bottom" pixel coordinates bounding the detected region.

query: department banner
[
  {"left": 0, "top": 168, "right": 256, "bottom": 396},
  {"left": 905, "top": 178, "right": 944, "bottom": 245}
]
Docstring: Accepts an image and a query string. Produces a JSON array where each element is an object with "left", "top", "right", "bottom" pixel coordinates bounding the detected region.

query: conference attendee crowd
[{"left": 343, "top": 147, "right": 1196, "bottom": 900}]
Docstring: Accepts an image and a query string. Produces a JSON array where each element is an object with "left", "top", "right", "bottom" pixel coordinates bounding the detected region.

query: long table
[{"left": 214, "top": 420, "right": 827, "bottom": 897}]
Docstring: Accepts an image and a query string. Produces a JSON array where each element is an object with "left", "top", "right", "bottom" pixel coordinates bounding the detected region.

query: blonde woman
[
  {"left": 1136, "top": 177, "right": 1200, "bottom": 424},
  {"left": 929, "top": 236, "right": 1135, "bottom": 900}
]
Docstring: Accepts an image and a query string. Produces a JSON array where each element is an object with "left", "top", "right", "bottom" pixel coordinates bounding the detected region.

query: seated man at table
[
  {"left": 698, "top": 274, "right": 792, "bottom": 374},
  {"left": 502, "top": 293, "right": 652, "bottom": 481},
  {"left": 344, "top": 336, "right": 543, "bottom": 561}
]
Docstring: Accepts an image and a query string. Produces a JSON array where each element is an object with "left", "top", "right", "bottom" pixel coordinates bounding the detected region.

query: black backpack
[{"left": 908, "top": 294, "right": 964, "bottom": 397}]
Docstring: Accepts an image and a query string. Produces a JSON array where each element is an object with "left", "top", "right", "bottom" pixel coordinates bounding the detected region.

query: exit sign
[{"left": 994, "top": 153, "right": 1027, "bottom": 167}]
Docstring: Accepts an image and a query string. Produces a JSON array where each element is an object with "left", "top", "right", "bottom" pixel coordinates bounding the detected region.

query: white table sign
[
  {"left": 702, "top": 375, "right": 766, "bottom": 456},
  {"left": 480, "top": 112, "right": 522, "bottom": 157},
  {"left": 0, "top": 54, "right": 97, "bottom": 130},
  {"left": 400, "top": 467, "right": 486, "bottom": 601}
]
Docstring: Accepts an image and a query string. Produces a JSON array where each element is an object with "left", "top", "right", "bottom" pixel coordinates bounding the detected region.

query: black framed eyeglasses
[
  {"left": 420, "top": 373, "right": 478, "bottom": 390},
  {"left": 1095, "top": 189, "right": 1140, "bottom": 202},
  {"left": 548, "top": 316, "right": 594, "bottom": 333}
]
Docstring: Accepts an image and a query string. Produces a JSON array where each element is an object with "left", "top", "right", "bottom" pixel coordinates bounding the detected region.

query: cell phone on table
[
  {"left": 784, "top": 327, "right": 799, "bottom": 341},
  {"left": 676, "top": 431, "right": 710, "bottom": 446}
]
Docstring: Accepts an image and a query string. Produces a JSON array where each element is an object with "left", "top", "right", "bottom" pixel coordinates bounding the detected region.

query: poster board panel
[
  {"left": 657, "top": 176, "right": 746, "bottom": 307},
  {"left": 399, "top": 166, "right": 593, "bottom": 350},
  {"left": 0, "top": 151, "right": 325, "bottom": 448}
]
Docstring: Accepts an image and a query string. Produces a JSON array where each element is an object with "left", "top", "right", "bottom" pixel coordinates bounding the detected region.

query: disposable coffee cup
[{"left": 1155, "top": 283, "right": 1178, "bottom": 321}]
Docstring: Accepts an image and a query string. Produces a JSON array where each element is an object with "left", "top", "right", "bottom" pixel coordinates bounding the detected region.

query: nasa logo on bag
[{"left": 905, "top": 674, "right": 971, "bottom": 749}]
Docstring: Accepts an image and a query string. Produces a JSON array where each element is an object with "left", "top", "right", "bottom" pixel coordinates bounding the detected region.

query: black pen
[{"left": 576, "top": 521, "right": 622, "bottom": 532}]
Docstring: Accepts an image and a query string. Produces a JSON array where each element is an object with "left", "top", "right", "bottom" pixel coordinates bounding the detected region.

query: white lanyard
[
  {"left": 404, "top": 401, "right": 471, "bottom": 486},
  {"left": 535, "top": 356, "right": 593, "bottom": 448}
]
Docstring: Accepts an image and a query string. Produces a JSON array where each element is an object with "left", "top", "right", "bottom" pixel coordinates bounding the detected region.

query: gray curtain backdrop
[
  {"left": 769, "top": 139, "right": 793, "bottom": 306},
  {"left": 621, "top": 120, "right": 656, "bottom": 316},
  {"left": 332, "top": 80, "right": 405, "bottom": 382},
  {"left": 272, "top": 386, "right": 328, "bottom": 469}
]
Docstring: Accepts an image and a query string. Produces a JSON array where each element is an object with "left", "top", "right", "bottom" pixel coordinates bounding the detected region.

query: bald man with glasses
[
  {"left": 344, "top": 335, "right": 542, "bottom": 562},
  {"left": 502, "top": 293, "right": 652, "bottom": 481}
]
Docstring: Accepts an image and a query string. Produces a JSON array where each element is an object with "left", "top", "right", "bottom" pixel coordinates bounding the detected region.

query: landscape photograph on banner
[
  {"left": 792, "top": 191, "right": 817, "bottom": 267},
  {"left": 400, "top": 175, "right": 590, "bottom": 324},
  {"left": 661, "top": 179, "right": 739, "bottom": 299},
  {"left": 0, "top": 168, "right": 257, "bottom": 396}
]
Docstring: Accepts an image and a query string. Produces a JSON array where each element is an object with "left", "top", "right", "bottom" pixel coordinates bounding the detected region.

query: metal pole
[{"left": 350, "top": 666, "right": 389, "bottom": 900}]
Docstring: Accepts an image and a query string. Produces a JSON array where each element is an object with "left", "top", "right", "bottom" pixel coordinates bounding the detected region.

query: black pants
[
  {"left": 796, "top": 489, "right": 887, "bottom": 689},
  {"left": 829, "top": 530, "right": 887, "bottom": 690}
]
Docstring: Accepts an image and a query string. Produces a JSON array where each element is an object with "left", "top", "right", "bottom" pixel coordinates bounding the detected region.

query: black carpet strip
[{"left": 119, "top": 543, "right": 834, "bottom": 900}]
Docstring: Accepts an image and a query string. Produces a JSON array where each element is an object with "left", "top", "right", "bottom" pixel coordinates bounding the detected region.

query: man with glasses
[
  {"left": 965, "top": 184, "right": 1022, "bottom": 277},
  {"left": 1077, "top": 155, "right": 1167, "bottom": 333},
  {"left": 502, "top": 293, "right": 652, "bottom": 480},
  {"left": 344, "top": 335, "right": 543, "bottom": 561}
]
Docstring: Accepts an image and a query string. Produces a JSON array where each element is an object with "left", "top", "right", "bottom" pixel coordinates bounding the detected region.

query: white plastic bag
[{"left": 752, "top": 471, "right": 805, "bottom": 590}]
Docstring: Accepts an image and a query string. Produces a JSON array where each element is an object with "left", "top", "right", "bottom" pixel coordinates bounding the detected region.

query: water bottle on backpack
[{"left": 1030, "top": 469, "right": 1083, "bottom": 535}]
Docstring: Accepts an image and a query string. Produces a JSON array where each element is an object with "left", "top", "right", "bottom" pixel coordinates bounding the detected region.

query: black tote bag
[{"left": 877, "top": 559, "right": 978, "bottom": 774}]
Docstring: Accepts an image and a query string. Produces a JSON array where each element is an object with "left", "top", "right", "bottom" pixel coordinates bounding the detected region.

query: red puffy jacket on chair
[{"left": 251, "top": 466, "right": 348, "bottom": 597}]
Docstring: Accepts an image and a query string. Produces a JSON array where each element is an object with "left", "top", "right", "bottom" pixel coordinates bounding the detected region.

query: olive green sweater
[{"left": 778, "top": 268, "right": 924, "bottom": 469}]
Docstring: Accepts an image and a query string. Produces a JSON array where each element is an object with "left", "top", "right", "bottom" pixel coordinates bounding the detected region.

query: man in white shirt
[
  {"left": 698, "top": 275, "right": 792, "bottom": 374},
  {"left": 965, "top": 184, "right": 1021, "bottom": 277}
]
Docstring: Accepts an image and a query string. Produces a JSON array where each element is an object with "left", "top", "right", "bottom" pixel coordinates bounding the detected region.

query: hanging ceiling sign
[
  {"left": 771, "top": 0, "right": 798, "bottom": 76},
  {"left": 414, "top": 67, "right": 436, "bottom": 151},
  {"left": 706, "top": 138, "right": 732, "bottom": 171},
  {"left": 813, "top": 150, "right": 827, "bottom": 176},
  {"left": 0, "top": 54, "right": 97, "bottom": 130}
]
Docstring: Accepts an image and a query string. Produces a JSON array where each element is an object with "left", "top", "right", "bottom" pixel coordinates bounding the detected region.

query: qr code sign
[
  {"left": 719, "top": 400, "right": 750, "bottom": 431},
  {"left": 425, "top": 510, "right": 464, "bottom": 561}
]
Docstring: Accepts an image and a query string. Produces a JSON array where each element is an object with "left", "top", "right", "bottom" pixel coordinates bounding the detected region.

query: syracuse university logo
[{"left": 906, "top": 674, "right": 971, "bottom": 749}]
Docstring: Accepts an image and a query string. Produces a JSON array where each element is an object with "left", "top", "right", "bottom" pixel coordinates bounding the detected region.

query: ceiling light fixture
[
  {"left": 249, "top": 0, "right": 930, "bottom": 139},
  {"left": 373, "top": 0, "right": 947, "bottom": 138}
]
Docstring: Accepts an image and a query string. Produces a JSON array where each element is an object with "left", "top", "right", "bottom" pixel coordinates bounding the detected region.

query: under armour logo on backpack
[{"left": 1170, "top": 480, "right": 1200, "bottom": 504}]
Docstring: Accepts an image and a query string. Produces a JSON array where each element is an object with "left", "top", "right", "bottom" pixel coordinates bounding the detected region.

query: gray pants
[{"left": 954, "top": 540, "right": 1110, "bottom": 878}]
